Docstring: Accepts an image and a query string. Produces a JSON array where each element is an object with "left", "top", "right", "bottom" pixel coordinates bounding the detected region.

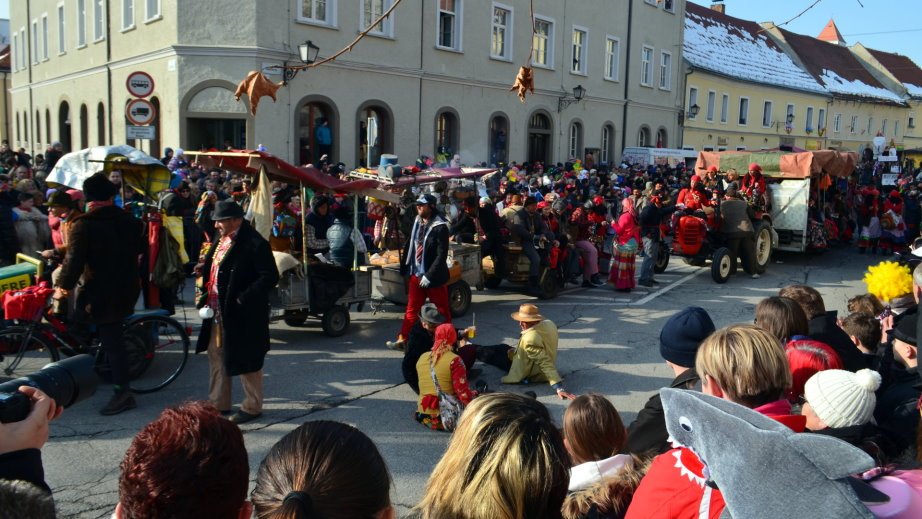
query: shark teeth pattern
[{"left": 672, "top": 449, "right": 708, "bottom": 488}]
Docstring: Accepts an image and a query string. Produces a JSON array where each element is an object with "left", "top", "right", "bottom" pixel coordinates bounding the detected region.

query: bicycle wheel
[
  {"left": 0, "top": 326, "right": 59, "bottom": 383},
  {"left": 122, "top": 316, "right": 190, "bottom": 394}
]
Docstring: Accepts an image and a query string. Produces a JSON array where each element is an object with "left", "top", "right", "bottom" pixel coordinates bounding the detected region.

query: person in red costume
[
  {"left": 740, "top": 163, "right": 767, "bottom": 199},
  {"left": 626, "top": 325, "right": 804, "bottom": 519},
  {"left": 880, "top": 189, "right": 905, "bottom": 254},
  {"left": 676, "top": 175, "right": 712, "bottom": 212}
]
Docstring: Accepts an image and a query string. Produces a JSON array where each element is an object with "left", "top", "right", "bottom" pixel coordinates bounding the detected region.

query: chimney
[{"left": 710, "top": 1, "right": 726, "bottom": 14}]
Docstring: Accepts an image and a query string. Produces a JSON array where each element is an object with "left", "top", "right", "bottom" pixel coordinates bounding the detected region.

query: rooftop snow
[{"left": 684, "top": 3, "right": 825, "bottom": 94}]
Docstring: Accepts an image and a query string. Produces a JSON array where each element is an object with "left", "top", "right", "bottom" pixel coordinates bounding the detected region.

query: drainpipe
[
  {"left": 417, "top": 4, "right": 424, "bottom": 159},
  {"left": 620, "top": 0, "right": 634, "bottom": 153}
]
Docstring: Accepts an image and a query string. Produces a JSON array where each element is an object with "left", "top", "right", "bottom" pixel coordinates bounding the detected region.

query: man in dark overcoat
[
  {"left": 56, "top": 173, "right": 143, "bottom": 415},
  {"left": 196, "top": 200, "right": 279, "bottom": 424}
]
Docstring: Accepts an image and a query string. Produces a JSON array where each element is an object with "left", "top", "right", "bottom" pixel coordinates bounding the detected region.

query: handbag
[{"left": 428, "top": 355, "right": 464, "bottom": 431}]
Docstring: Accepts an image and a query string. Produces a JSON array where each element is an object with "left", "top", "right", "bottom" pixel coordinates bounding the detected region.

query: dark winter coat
[
  {"left": 639, "top": 204, "right": 676, "bottom": 240},
  {"left": 195, "top": 222, "right": 279, "bottom": 376},
  {"left": 874, "top": 364, "right": 922, "bottom": 457},
  {"left": 811, "top": 422, "right": 900, "bottom": 466},
  {"left": 450, "top": 212, "right": 478, "bottom": 243},
  {"left": 57, "top": 205, "right": 143, "bottom": 324},
  {"left": 401, "top": 215, "right": 450, "bottom": 287},
  {"left": 625, "top": 369, "right": 701, "bottom": 455},
  {"left": 402, "top": 321, "right": 434, "bottom": 394},
  {"left": 807, "top": 311, "right": 867, "bottom": 372}
]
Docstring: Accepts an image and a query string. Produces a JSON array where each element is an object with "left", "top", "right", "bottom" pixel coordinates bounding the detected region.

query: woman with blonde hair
[
  {"left": 415, "top": 323, "right": 478, "bottom": 430},
  {"left": 414, "top": 393, "right": 570, "bottom": 519},
  {"left": 609, "top": 197, "right": 641, "bottom": 292},
  {"left": 251, "top": 420, "right": 394, "bottom": 519}
]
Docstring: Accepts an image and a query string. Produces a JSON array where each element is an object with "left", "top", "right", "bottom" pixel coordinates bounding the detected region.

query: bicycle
[{"left": 0, "top": 284, "right": 191, "bottom": 394}]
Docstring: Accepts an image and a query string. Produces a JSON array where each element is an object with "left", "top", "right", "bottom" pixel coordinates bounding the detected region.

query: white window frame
[
  {"left": 361, "top": 0, "right": 394, "bottom": 38},
  {"left": 77, "top": 0, "right": 87, "bottom": 48},
  {"left": 867, "top": 116, "right": 873, "bottom": 135},
  {"left": 122, "top": 0, "right": 134, "bottom": 31},
  {"left": 57, "top": 3, "right": 66, "bottom": 55},
  {"left": 687, "top": 87, "right": 698, "bottom": 120},
  {"left": 805, "top": 106, "right": 814, "bottom": 132},
  {"left": 603, "top": 35, "right": 620, "bottom": 82},
  {"left": 738, "top": 97, "right": 750, "bottom": 126},
  {"left": 833, "top": 113, "right": 841, "bottom": 133},
  {"left": 436, "top": 0, "right": 463, "bottom": 52},
  {"left": 11, "top": 33, "right": 17, "bottom": 71},
  {"left": 490, "top": 3, "right": 513, "bottom": 61},
  {"left": 601, "top": 125, "right": 612, "bottom": 164},
  {"left": 720, "top": 93, "right": 729, "bottom": 123},
  {"left": 93, "top": 0, "right": 106, "bottom": 43},
  {"left": 145, "top": 0, "right": 161, "bottom": 22},
  {"left": 658, "top": 50, "right": 672, "bottom": 90},
  {"left": 570, "top": 26, "right": 588, "bottom": 76},
  {"left": 531, "top": 15, "right": 554, "bottom": 69},
  {"left": 19, "top": 29, "right": 26, "bottom": 69},
  {"left": 568, "top": 122, "right": 581, "bottom": 159},
  {"left": 706, "top": 90, "right": 715, "bottom": 122},
  {"left": 297, "top": 0, "right": 336, "bottom": 26},
  {"left": 640, "top": 45, "right": 654, "bottom": 87},
  {"left": 761, "top": 100, "right": 773, "bottom": 128},
  {"left": 31, "top": 20, "right": 39, "bottom": 65},
  {"left": 41, "top": 15, "right": 49, "bottom": 60}
]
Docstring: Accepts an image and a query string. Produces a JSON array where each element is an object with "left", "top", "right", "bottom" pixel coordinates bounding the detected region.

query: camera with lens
[{"left": 0, "top": 354, "right": 98, "bottom": 423}]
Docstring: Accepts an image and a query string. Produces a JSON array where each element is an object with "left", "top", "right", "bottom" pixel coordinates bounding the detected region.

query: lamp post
[
  {"left": 281, "top": 40, "right": 321, "bottom": 85},
  {"left": 557, "top": 85, "right": 586, "bottom": 112}
]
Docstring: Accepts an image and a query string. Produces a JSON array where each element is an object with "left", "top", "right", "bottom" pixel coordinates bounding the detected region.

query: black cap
[
  {"left": 82, "top": 173, "right": 118, "bottom": 202},
  {"left": 212, "top": 199, "right": 245, "bottom": 220}
]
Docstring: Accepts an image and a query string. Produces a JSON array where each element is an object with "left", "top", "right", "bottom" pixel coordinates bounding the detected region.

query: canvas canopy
[
  {"left": 47, "top": 145, "right": 173, "bottom": 197},
  {"left": 695, "top": 150, "right": 858, "bottom": 179}
]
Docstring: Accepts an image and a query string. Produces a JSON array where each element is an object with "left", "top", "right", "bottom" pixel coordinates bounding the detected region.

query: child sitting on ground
[{"left": 562, "top": 393, "right": 644, "bottom": 519}]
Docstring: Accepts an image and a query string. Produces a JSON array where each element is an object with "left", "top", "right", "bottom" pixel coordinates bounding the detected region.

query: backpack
[{"left": 273, "top": 213, "right": 298, "bottom": 238}]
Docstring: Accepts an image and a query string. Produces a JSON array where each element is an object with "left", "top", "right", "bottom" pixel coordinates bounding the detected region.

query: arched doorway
[
  {"left": 489, "top": 113, "right": 509, "bottom": 165},
  {"left": 568, "top": 121, "right": 583, "bottom": 161},
  {"left": 296, "top": 98, "right": 336, "bottom": 166},
  {"left": 96, "top": 103, "right": 105, "bottom": 146},
  {"left": 434, "top": 108, "right": 459, "bottom": 157},
  {"left": 58, "top": 101, "right": 71, "bottom": 152},
  {"left": 638, "top": 126, "right": 651, "bottom": 147},
  {"left": 527, "top": 111, "right": 552, "bottom": 164},
  {"left": 79, "top": 104, "right": 88, "bottom": 149},
  {"left": 357, "top": 102, "right": 393, "bottom": 168},
  {"left": 656, "top": 127, "right": 668, "bottom": 148},
  {"left": 182, "top": 82, "right": 250, "bottom": 151}
]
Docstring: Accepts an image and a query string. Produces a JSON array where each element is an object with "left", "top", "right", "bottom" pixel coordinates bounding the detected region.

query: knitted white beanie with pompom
[{"left": 804, "top": 368, "right": 882, "bottom": 429}]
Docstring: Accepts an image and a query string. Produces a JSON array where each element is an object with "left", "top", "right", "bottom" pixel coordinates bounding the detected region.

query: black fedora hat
[{"left": 212, "top": 199, "right": 245, "bottom": 220}]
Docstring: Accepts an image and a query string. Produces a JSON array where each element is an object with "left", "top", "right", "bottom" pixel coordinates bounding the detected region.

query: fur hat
[
  {"left": 659, "top": 307, "right": 715, "bottom": 368},
  {"left": 804, "top": 369, "right": 881, "bottom": 429},
  {"left": 82, "top": 173, "right": 118, "bottom": 201}
]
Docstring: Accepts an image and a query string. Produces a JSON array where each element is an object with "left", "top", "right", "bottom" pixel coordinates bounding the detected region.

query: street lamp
[
  {"left": 557, "top": 85, "right": 587, "bottom": 112},
  {"left": 689, "top": 104, "right": 700, "bottom": 118},
  {"left": 278, "top": 40, "right": 322, "bottom": 85}
]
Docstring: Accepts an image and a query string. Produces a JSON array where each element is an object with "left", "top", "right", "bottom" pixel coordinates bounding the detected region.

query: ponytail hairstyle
[{"left": 251, "top": 421, "right": 392, "bottom": 519}]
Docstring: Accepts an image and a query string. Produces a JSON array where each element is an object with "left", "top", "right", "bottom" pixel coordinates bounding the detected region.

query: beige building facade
[
  {"left": 11, "top": 0, "right": 687, "bottom": 168},
  {"left": 682, "top": 2, "right": 920, "bottom": 157}
]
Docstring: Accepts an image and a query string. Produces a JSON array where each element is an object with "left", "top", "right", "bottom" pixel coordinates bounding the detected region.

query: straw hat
[{"left": 510, "top": 303, "right": 543, "bottom": 322}]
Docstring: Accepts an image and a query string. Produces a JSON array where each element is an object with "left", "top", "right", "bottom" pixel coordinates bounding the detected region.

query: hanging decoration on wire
[
  {"left": 235, "top": 0, "right": 405, "bottom": 115},
  {"left": 509, "top": 0, "right": 537, "bottom": 102}
]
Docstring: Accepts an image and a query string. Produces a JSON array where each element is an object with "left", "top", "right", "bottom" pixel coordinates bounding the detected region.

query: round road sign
[
  {"left": 126, "top": 71, "right": 155, "bottom": 98},
  {"left": 126, "top": 99, "right": 156, "bottom": 125}
]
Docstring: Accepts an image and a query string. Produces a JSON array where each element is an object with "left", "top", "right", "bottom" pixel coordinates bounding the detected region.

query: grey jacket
[{"left": 719, "top": 198, "right": 755, "bottom": 237}]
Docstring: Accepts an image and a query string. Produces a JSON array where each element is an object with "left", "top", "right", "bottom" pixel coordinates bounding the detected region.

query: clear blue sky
[{"left": 705, "top": 0, "right": 922, "bottom": 66}]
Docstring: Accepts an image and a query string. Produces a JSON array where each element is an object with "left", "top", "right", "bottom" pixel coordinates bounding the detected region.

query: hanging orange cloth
[
  {"left": 234, "top": 71, "right": 282, "bottom": 116},
  {"left": 509, "top": 66, "right": 535, "bottom": 103},
  {"left": 818, "top": 173, "right": 833, "bottom": 190}
]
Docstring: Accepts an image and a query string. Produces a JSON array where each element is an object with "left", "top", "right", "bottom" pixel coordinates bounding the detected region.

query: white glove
[{"left": 419, "top": 276, "right": 431, "bottom": 288}]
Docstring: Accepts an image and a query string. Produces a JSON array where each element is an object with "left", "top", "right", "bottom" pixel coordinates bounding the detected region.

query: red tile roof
[
  {"left": 777, "top": 28, "right": 903, "bottom": 102},
  {"left": 684, "top": 2, "right": 824, "bottom": 93},
  {"left": 817, "top": 19, "right": 846, "bottom": 44},
  {"left": 866, "top": 48, "right": 922, "bottom": 97}
]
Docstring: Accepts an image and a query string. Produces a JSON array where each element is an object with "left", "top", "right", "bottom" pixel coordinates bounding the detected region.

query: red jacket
[{"left": 625, "top": 400, "right": 805, "bottom": 519}]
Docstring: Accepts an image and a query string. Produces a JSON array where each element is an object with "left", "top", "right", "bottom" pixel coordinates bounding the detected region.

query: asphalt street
[{"left": 38, "top": 245, "right": 885, "bottom": 518}]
